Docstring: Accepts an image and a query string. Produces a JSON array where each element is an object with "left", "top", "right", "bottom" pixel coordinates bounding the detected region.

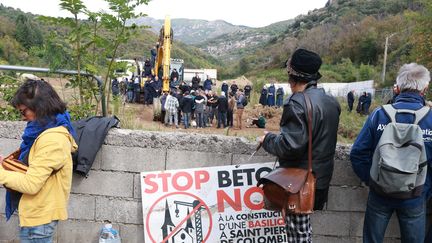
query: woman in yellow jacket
[{"left": 0, "top": 79, "right": 77, "bottom": 242}]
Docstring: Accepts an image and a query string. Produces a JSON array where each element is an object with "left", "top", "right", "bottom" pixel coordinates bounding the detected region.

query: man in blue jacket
[
  {"left": 203, "top": 75, "right": 213, "bottom": 91},
  {"left": 350, "top": 63, "right": 432, "bottom": 243}
]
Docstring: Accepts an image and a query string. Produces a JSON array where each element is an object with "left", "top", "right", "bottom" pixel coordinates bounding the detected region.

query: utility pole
[
  {"left": 381, "top": 35, "right": 389, "bottom": 84},
  {"left": 381, "top": 33, "right": 396, "bottom": 84}
]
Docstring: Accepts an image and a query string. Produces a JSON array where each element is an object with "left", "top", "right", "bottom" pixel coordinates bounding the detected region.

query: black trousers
[{"left": 314, "top": 188, "right": 329, "bottom": 210}]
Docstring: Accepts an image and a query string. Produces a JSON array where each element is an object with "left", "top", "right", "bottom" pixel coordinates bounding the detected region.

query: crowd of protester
[{"left": 112, "top": 70, "right": 254, "bottom": 130}]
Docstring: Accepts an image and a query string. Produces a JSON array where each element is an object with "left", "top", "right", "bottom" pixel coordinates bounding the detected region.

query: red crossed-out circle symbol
[{"left": 145, "top": 191, "right": 213, "bottom": 243}]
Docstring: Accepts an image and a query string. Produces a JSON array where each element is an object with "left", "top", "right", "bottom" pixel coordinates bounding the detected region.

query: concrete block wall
[{"left": 0, "top": 121, "right": 401, "bottom": 242}]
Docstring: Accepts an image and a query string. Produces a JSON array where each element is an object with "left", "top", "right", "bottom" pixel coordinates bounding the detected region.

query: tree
[
  {"left": 239, "top": 58, "right": 250, "bottom": 74},
  {"left": 59, "top": 0, "right": 88, "bottom": 105},
  {"left": 408, "top": 0, "right": 432, "bottom": 69},
  {"left": 14, "top": 14, "right": 43, "bottom": 50},
  {"left": 97, "top": 0, "right": 149, "bottom": 114}
]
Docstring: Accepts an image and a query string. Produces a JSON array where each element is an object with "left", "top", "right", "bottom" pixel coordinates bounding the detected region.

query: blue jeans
[
  {"left": 363, "top": 195, "right": 425, "bottom": 243},
  {"left": 183, "top": 112, "right": 191, "bottom": 128},
  {"left": 197, "top": 112, "right": 204, "bottom": 128},
  {"left": 218, "top": 111, "right": 227, "bottom": 128},
  {"left": 20, "top": 221, "right": 58, "bottom": 243},
  {"left": 127, "top": 90, "right": 134, "bottom": 102}
]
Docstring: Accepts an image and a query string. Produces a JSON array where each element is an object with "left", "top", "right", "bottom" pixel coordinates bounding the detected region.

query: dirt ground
[{"left": 118, "top": 102, "right": 282, "bottom": 140}]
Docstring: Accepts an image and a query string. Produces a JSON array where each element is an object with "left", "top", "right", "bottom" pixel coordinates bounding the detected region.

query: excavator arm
[{"left": 154, "top": 16, "right": 173, "bottom": 93}]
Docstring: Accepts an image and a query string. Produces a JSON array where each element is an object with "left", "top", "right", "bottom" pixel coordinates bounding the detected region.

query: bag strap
[
  {"left": 302, "top": 92, "right": 313, "bottom": 173},
  {"left": 382, "top": 104, "right": 430, "bottom": 124}
]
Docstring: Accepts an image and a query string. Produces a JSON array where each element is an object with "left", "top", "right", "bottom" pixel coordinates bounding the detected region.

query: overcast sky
[{"left": 0, "top": 0, "right": 329, "bottom": 27}]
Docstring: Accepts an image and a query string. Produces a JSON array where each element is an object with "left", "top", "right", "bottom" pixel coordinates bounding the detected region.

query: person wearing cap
[
  {"left": 351, "top": 63, "right": 432, "bottom": 243},
  {"left": 259, "top": 49, "right": 341, "bottom": 242},
  {"left": 230, "top": 81, "right": 239, "bottom": 96}
]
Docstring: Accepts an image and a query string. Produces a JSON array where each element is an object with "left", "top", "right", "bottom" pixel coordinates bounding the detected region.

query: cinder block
[
  {"left": 166, "top": 150, "right": 231, "bottom": 169},
  {"left": 383, "top": 238, "right": 401, "bottom": 243},
  {"left": 330, "top": 160, "right": 362, "bottom": 186},
  {"left": 0, "top": 188, "right": 5, "bottom": 212},
  {"left": 133, "top": 174, "right": 141, "bottom": 199},
  {"left": 0, "top": 215, "right": 19, "bottom": 242},
  {"left": 232, "top": 154, "right": 276, "bottom": 165},
  {"left": 0, "top": 138, "right": 21, "bottom": 155},
  {"left": 57, "top": 220, "right": 114, "bottom": 243},
  {"left": 327, "top": 186, "right": 368, "bottom": 212},
  {"left": 72, "top": 171, "right": 134, "bottom": 197},
  {"left": 101, "top": 145, "right": 166, "bottom": 172},
  {"left": 312, "top": 211, "right": 351, "bottom": 236},
  {"left": 68, "top": 194, "right": 96, "bottom": 220},
  {"left": 92, "top": 149, "right": 103, "bottom": 171},
  {"left": 350, "top": 212, "right": 401, "bottom": 238},
  {"left": 119, "top": 224, "right": 144, "bottom": 243},
  {"left": 96, "top": 197, "right": 142, "bottom": 225},
  {"left": 313, "top": 236, "right": 361, "bottom": 243}
]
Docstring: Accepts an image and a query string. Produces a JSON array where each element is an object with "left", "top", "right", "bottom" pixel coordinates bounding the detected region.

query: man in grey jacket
[{"left": 260, "top": 49, "right": 340, "bottom": 242}]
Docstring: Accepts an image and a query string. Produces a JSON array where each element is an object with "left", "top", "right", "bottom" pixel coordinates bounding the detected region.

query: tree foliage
[
  {"left": 14, "top": 14, "right": 43, "bottom": 50},
  {"left": 408, "top": 0, "right": 432, "bottom": 69},
  {"left": 96, "top": 0, "right": 149, "bottom": 114}
]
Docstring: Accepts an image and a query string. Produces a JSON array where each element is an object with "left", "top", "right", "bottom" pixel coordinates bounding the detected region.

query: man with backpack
[
  {"left": 350, "top": 63, "right": 432, "bottom": 243},
  {"left": 235, "top": 89, "right": 246, "bottom": 129}
]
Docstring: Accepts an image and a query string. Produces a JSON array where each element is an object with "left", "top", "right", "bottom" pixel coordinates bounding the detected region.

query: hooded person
[
  {"left": 221, "top": 81, "right": 229, "bottom": 95},
  {"left": 259, "top": 49, "right": 341, "bottom": 242},
  {"left": 267, "top": 83, "right": 276, "bottom": 106},
  {"left": 259, "top": 86, "right": 268, "bottom": 106}
]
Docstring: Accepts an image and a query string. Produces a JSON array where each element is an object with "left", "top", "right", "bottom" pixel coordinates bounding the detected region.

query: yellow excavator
[{"left": 153, "top": 16, "right": 173, "bottom": 120}]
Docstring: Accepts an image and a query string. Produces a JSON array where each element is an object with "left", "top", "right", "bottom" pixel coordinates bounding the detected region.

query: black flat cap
[{"left": 286, "top": 48, "right": 322, "bottom": 82}]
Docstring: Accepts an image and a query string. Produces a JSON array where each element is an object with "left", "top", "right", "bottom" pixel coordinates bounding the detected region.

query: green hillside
[
  {"left": 218, "top": 0, "right": 431, "bottom": 87},
  {"left": 195, "top": 19, "right": 293, "bottom": 63},
  {"left": 0, "top": 4, "right": 220, "bottom": 70}
]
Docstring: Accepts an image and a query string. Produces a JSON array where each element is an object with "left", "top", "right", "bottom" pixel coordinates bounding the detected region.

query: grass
[{"left": 337, "top": 98, "right": 375, "bottom": 144}]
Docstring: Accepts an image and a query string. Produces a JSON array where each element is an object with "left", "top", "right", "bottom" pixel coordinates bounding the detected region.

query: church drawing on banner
[{"left": 161, "top": 200, "right": 196, "bottom": 243}]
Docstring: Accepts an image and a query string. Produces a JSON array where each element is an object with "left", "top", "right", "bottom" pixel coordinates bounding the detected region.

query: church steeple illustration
[
  {"left": 161, "top": 199, "right": 175, "bottom": 242},
  {"left": 185, "top": 208, "right": 194, "bottom": 235}
]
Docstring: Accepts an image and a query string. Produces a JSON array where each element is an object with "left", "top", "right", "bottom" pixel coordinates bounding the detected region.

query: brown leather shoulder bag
[
  {"left": 257, "top": 92, "right": 316, "bottom": 215},
  {"left": 2, "top": 150, "right": 28, "bottom": 174}
]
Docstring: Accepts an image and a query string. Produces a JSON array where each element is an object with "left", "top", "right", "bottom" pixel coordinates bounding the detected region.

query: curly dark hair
[{"left": 10, "top": 79, "right": 66, "bottom": 122}]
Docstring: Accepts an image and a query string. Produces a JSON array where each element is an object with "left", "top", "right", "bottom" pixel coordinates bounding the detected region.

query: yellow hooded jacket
[{"left": 0, "top": 126, "right": 77, "bottom": 227}]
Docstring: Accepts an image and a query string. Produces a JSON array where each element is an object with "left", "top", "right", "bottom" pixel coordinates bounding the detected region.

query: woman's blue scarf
[{"left": 5, "top": 111, "right": 76, "bottom": 220}]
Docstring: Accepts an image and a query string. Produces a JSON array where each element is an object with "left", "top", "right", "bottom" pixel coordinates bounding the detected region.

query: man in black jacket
[
  {"left": 191, "top": 73, "right": 201, "bottom": 90},
  {"left": 260, "top": 49, "right": 340, "bottom": 242},
  {"left": 217, "top": 91, "right": 229, "bottom": 128},
  {"left": 180, "top": 91, "right": 194, "bottom": 129},
  {"left": 347, "top": 90, "right": 355, "bottom": 112}
]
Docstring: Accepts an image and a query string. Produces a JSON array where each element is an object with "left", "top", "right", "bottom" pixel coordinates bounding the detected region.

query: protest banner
[{"left": 141, "top": 163, "right": 288, "bottom": 243}]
